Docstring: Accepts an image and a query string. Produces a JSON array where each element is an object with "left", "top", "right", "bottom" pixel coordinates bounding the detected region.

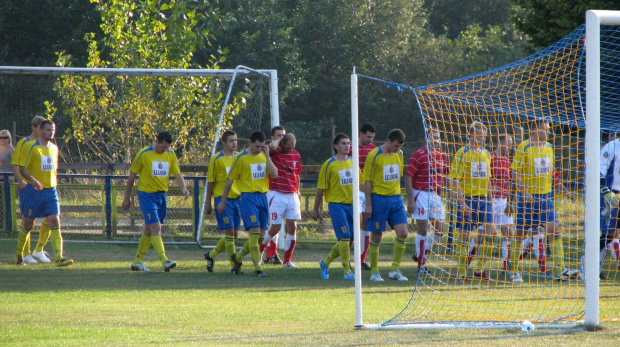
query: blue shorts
[
  {"left": 368, "top": 194, "right": 408, "bottom": 232},
  {"left": 456, "top": 196, "right": 493, "bottom": 232},
  {"left": 516, "top": 192, "right": 555, "bottom": 231},
  {"left": 328, "top": 202, "right": 354, "bottom": 241},
  {"left": 239, "top": 192, "right": 269, "bottom": 230},
  {"left": 214, "top": 196, "right": 241, "bottom": 230},
  {"left": 20, "top": 184, "right": 60, "bottom": 219},
  {"left": 138, "top": 191, "right": 167, "bottom": 225}
]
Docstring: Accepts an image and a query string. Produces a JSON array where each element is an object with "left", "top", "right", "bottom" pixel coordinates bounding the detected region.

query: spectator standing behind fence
[
  {"left": 0, "top": 129, "right": 13, "bottom": 172},
  {"left": 11, "top": 116, "right": 53, "bottom": 264},
  {"left": 123, "top": 131, "right": 189, "bottom": 272},
  {"left": 15, "top": 120, "right": 73, "bottom": 267}
]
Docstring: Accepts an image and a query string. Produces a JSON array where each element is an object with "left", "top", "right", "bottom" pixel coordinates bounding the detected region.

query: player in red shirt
[
  {"left": 348, "top": 123, "right": 376, "bottom": 270},
  {"left": 261, "top": 132, "right": 303, "bottom": 268},
  {"left": 405, "top": 127, "right": 453, "bottom": 272},
  {"left": 262, "top": 126, "right": 286, "bottom": 264}
]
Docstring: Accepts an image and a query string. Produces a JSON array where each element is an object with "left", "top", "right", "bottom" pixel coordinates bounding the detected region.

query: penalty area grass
[{"left": 0, "top": 239, "right": 618, "bottom": 346}]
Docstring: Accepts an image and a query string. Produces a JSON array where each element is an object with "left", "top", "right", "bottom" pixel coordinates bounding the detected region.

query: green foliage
[
  {"left": 54, "top": 0, "right": 236, "bottom": 163},
  {"left": 513, "top": 0, "right": 620, "bottom": 50}
]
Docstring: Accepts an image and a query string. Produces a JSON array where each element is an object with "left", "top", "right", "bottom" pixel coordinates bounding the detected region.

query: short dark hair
[
  {"left": 271, "top": 126, "right": 285, "bottom": 137},
  {"left": 281, "top": 133, "right": 295, "bottom": 145},
  {"left": 387, "top": 129, "right": 405, "bottom": 143},
  {"left": 532, "top": 118, "right": 549, "bottom": 130},
  {"left": 360, "top": 123, "right": 376, "bottom": 134},
  {"left": 221, "top": 130, "right": 236, "bottom": 143},
  {"left": 40, "top": 119, "right": 55, "bottom": 129},
  {"left": 157, "top": 131, "right": 173, "bottom": 144},
  {"left": 333, "top": 133, "right": 349, "bottom": 153},
  {"left": 249, "top": 131, "right": 266, "bottom": 143}
]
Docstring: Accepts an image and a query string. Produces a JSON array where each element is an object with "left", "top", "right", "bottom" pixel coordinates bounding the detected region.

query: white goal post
[{"left": 584, "top": 9, "right": 620, "bottom": 326}]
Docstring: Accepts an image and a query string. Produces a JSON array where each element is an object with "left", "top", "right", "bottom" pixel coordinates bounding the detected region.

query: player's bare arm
[
  {"left": 311, "top": 189, "right": 324, "bottom": 221},
  {"left": 264, "top": 147, "right": 278, "bottom": 179},
  {"left": 405, "top": 175, "right": 415, "bottom": 214},
  {"left": 362, "top": 181, "right": 372, "bottom": 218},
  {"left": 174, "top": 174, "right": 190, "bottom": 199},
  {"left": 216, "top": 180, "right": 233, "bottom": 214},
  {"left": 205, "top": 181, "right": 214, "bottom": 214},
  {"left": 122, "top": 172, "right": 137, "bottom": 210}
]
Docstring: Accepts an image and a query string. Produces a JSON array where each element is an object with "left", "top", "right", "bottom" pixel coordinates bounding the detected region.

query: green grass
[{"left": 0, "top": 239, "right": 618, "bottom": 346}]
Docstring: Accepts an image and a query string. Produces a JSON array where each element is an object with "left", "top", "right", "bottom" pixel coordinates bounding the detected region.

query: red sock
[
  {"left": 266, "top": 240, "right": 277, "bottom": 258},
  {"left": 361, "top": 235, "right": 370, "bottom": 262},
  {"left": 283, "top": 238, "right": 296, "bottom": 263}
]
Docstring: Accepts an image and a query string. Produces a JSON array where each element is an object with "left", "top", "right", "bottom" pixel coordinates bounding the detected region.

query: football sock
[
  {"left": 266, "top": 239, "right": 278, "bottom": 258},
  {"left": 390, "top": 237, "right": 406, "bottom": 272},
  {"left": 369, "top": 242, "right": 380, "bottom": 273},
  {"left": 283, "top": 234, "right": 296, "bottom": 263},
  {"left": 210, "top": 237, "right": 226, "bottom": 258},
  {"left": 16, "top": 226, "right": 31, "bottom": 257},
  {"left": 225, "top": 236, "right": 236, "bottom": 267},
  {"left": 34, "top": 222, "right": 51, "bottom": 252},
  {"left": 324, "top": 243, "right": 340, "bottom": 266},
  {"left": 50, "top": 226, "right": 63, "bottom": 261},
  {"left": 475, "top": 236, "right": 493, "bottom": 270},
  {"left": 133, "top": 233, "right": 152, "bottom": 264},
  {"left": 361, "top": 230, "right": 370, "bottom": 262},
  {"left": 339, "top": 239, "right": 351, "bottom": 273},
  {"left": 24, "top": 231, "right": 32, "bottom": 256},
  {"left": 248, "top": 232, "right": 261, "bottom": 270},
  {"left": 551, "top": 235, "right": 564, "bottom": 276},
  {"left": 510, "top": 238, "right": 522, "bottom": 272},
  {"left": 150, "top": 235, "right": 169, "bottom": 264}
]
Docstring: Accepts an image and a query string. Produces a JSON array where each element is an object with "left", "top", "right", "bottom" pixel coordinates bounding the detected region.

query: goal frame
[{"left": 0, "top": 65, "right": 280, "bottom": 247}]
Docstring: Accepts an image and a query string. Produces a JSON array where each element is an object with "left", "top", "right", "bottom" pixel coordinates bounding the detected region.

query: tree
[
  {"left": 54, "top": 0, "right": 238, "bottom": 163},
  {"left": 512, "top": 0, "right": 620, "bottom": 50}
]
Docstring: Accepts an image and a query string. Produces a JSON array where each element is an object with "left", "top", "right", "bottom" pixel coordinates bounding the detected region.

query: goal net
[
  {"left": 0, "top": 66, "right": 277, "bottom": 245},
  {"left": 353, "top": 22, "right": 620, "bottom": 328}
]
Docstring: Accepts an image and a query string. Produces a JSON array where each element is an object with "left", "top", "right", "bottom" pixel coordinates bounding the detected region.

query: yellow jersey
[
  {"left": 207, "top": 150, "right": 240, "bottom": 199},
  {"left": 449, "top": 145, "right": 492, "bottom": 197},
  {"left": 510, "top": 140, "right": 554, "bottom": 194},
  {"left": 363, "top": 147, "right": 404, "bottom": 196},
  {"left": 318, "top": 157, "right": 364, "bottom": 204},
  {"left": 10, "top": 136, "right": 35, "bottom": 180},
  {"left": 23, "top": 140, "right": 58, "bottom": 188},
  {"left": 228, "top": 149, "right": 270, "bottom": 193},
  {"left": 129, "top": 145, "right": 181, "bottom": 193}
]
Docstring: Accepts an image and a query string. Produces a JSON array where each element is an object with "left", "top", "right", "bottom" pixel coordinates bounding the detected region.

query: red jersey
[
  {"left": 406, "top": 146, "right": 449, "bottom": 194},
  {"left": 491, "top": 153, "right": 511, "bottom": 199},
  {"left": 269, "top": 147, "right": 302, "bottom": 193},
  {"left": 349, "top": 143, "right": 377, "bottom": 170}
]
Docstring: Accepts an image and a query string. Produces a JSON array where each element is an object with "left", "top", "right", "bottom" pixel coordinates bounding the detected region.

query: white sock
[
  {"left": 262, "top": 233, "right": 273, "bottom": 245},
  {"left": 501, "top": 240, "right": 510, "bottom": 260},
  {"left": 415, "top": 234, "right": 424, "bottom": 257},
  {"left": 285, "top": 234, "right": 296, "bottom": 251}
]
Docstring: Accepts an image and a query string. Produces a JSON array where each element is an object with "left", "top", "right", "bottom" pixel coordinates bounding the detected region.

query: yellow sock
[
  {"left": 248, "top": 233, "right": 261, "bottom": 270},
  {"left": 50, "top": 226, "right": 63, "bottom": 261},
  {"left": 150, "top": 235, "right": 169, "bottom": 264},
  {"left": 339, "top": 239, "right": 351, "bottom": 273},
  {"left": 241, "top": 239, "right": 250, "bottom": 257},
  {"left": 324, "top": 243, "right": 340, "bottom": 266},
  {"left": 391, "top": 237, "right": 406, "bottom": 272},
  {"left": 16, "top": 226, "right": 30, "bottom": 257},
  {"left": 34, "top": 222, "right": 51, "bottom": 252},
  {"left": 24, "top": 231, "right": 32, "bottom": 256},
  {"left": 210, "top": 237, "right": 226, "bottom": 258},
  {"left": 456, "top": 242, "right": 468, "bottom": 275},
  {"left": 133, "top": 233, "right": 151, "bottom": 264},
  {"left": 369, "top": 242, "right": 380, "bottom": 273},
  {"left": 225, "top": 236, "right": 236, "bottom": 268},
  {"left": 552, "top": 236, "right": 565, "bottom": 276},
  {"left": 475, "top": 237, "right": 493, "bottom": 270},
  {"left": 510, "top": 238, "right": 522, "bottom": 273}
]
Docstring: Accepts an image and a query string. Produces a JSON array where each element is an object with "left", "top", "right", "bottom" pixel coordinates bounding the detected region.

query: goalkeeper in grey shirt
[{"left": 599, "top": 124, "right": 620, "bottom": 279}]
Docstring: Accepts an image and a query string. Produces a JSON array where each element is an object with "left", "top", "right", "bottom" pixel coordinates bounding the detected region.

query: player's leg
[
  {"left": 132, "top": 226, "right": 152, "bottom": 271},
  {"left": 42, "top": 188, "right": 72, "bottom": 267},
  {"left": 15, "top": 184, "right": 36, "bottom": 264},
  {"left": 15, "top": 216, "right": 35, "bottom": 265},
  {"left": 32, "top": 216, "right": 52, "bottom": 262},
  {"left": 282, "top": 194, "right": 301, "bottom": 267},
  {"left": 367, "top": 194, "right": 388, "bottom": 281},
  {"left": 388, "top": 195, "right": 409, "bottom": 281},
  {"left": 414, "top": 219, "right": 428, "bottom": 269},
  {"left": 262, "top": 191, "right": 282, "bottom": 263},
  {"left": 358, "top": 192, "right": 371, "bottom": 269}
]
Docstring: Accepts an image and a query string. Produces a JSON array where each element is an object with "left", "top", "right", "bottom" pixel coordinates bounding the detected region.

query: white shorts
[
  {"left": 358, "top": 191, "right": 366, "bottom": 213},
  {"left": 492, "top": 198, "right": 514, "bottom": 226},
  {"left": 410, "top": 190, "right": 445, "bottom": 221},
  {"left": 267, "top": 190, "right": 301, "bottom": 224}
]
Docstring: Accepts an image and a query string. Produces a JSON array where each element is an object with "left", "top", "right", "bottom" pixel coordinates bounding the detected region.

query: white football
[{"left": 521, "top": 320, "right": 535, "bottom": 331}]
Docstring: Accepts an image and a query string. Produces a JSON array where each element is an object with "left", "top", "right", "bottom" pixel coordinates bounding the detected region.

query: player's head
[
  {"left": 39, "top": 120, "right": 55, "bottom": 141},
  {"left": 280, "top": 133, "right": 296, "bottom": 154},
  {"left": 0, "top": 129, "right": 12, "bottom": 146},
  {"left": 248, "top": 131, "right": 267, "bottom": 155},
  {"left": 220, "top": 130, "right": 237, "bottom": 152},
  {"left": 468, "top": 121, "right": 488, "bottom": 147},
  {"left": 497, "top": 133, "right": 514, "bottom": 156},
  {"left": 270, "top": 126, "right": 285, "bottom": 141},
  {"left": 385, "top": 129, "right": 405, "bottom": 153},
  {"left": 154, "top": 131, "right": 173, "bottom": 153},
  {"left": 31, "top": 115, "right": 47, "bottom": 136},
  {"left": 532, "top": 118, "right": 550, "bottom": 142},
  {"left": 606, "top": 123, "right": 620, "bottom": 142},
  {"left": 333, "top": 133, "right": 350, "bottom": 155},
  {"left": 359, "top": 123, "right": 376, "bottom": 146},
  {"left": 427, "top": 126, "right": 441, "bottom": 148}
]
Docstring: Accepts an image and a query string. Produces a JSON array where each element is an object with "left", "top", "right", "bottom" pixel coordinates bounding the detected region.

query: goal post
[
  {"left": 584, "top": 9, "right": 620, "bottom": 326},
  {"left": 0, "top": 65, "right": 278, "bottom": 246}
]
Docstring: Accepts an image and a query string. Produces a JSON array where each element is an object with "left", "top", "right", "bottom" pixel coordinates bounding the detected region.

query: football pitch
[{"left": 0, "top": 239, "right": 618, "bottom": 346}]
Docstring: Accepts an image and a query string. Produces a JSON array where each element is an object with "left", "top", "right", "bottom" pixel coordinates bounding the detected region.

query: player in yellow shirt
[
  {"left": 123, "top": 132, "right": 189, "bottom": 272},
  {"left": 11, "top": 115, "right": 53, "bottom": 264},
  {"left": 312, "top": 133, "right": 363, "bottom": 280},
  {"left": 15, "top": 120, "right": 72, "bottom": 267},
  {"left": 217, "top": 131, "right": 277, "bottom": 277},
  {"left": 449, "top": 121, "right": 496, "bottom": 280},
  {"left": 511, "top": 118, "right": 576, "bottom": 280},
  {"left": 363, "top": 129, "right": 409, "bottom": 282},
  {"left": 204, "top": 130, "right": 241, "bottom": 273}
]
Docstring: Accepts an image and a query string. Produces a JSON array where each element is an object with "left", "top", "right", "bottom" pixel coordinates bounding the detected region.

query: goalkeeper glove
[{"left": 601, "top": 187, "right": 620, "bottom": 210}]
